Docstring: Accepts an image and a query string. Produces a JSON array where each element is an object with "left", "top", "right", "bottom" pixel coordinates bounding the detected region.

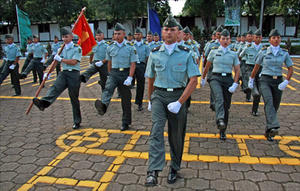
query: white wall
[
  {"left": 31, "top": 25, "right": 38, "bottom": 36},
  {"left": 50, "top": 24, "right": 60, "bottom": 40},
  {"left": 240, "top": 17, "right": 248, "bottom": 34},
  {"left": 98, "top": 21, "right": 107, "bottom": 38},
  {"left": 286, "top": 26, "right": 296, "bottom": 36},
  {"left": 195, "top": 17, "right": 204, "bottom": 30}
]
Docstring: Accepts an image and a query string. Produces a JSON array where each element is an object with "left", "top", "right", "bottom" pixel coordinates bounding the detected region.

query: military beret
[
  {"left": 212, "top": 31, "right": 216, "bottom": 35},
  {"left": 54, "top": 35, "right": 58, "bottom": 39},
  {"left": 269, "top": 29, "right": 281, "bottom": 37},
  {"left": 242, "top": 33, "right": 247, "bottom": 37},
  {"left": 183, "top": 26, "right": 191, "bottom": 34},
  {"left": 190, "top": 31, "right": 193, "bottom": 36},
  {"left": 216, "top": 25, "right": 223, "bottom": 32},
  {"left": 114, "top": 23, "right": 125, "bottom": 31},
  {"left": 154, "top": 32, "right": 159, "bottom": 36},
  {"left": 177, "top": 22, "right": 183, "bottom": 31},
  {"left": 33, "top": 34, "right": 39, "bottom": 38},
  {"left": 254, "top": 29, "right": 262, "bottom": 36},
  {"left": 5, "top": 34, "right": 13, "bottom": 39},
  {"left": 135, "top": 27, "right": 143, "bottom": 34},
  {"left": 60, "top": 27, "right": 72, "bottom": 36},
  {"left": 128, "top": 32, "right": 133, "bottom": 36},
  {"left": 163, "top": 15, "right": 178, "bottom": 28},
  {"left": 220, "top": 29, "right": 230, "bottom": 37},
  {"left": 147, "top": 31, "right": 153, "bottom": 35},
  {"left": 247, "top": 30, "right": 253, "bottom": 35},
  {"left": 96, "top": 27, "right": 103, "bottom": 34},
  {"left": 237, "top": 34, "right": 241, "bottom": 37}
]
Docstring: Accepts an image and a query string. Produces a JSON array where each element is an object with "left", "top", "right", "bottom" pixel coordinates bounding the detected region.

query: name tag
[
  {"left": 119, "top": 68, "right": 124, "bottom": 71},
  {"left": 222, "top": 73, "right": 227, "bottom": 76},
  {"left": 167, "top": 88, "right": 174, "bottom": 92},
  {"left": 216, "top": 54, "right": 222, "bottom": 56},
  {"left": 273, "top": 76, "right": 278, "bottom": 79},
  {"left": 265, "top": 57, "right": 271, "bottom": 59}
]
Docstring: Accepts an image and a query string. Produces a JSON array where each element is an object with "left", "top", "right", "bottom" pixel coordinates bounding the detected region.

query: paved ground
[{"left": 0, "top": 57, "right": 300, "bottom": 191}]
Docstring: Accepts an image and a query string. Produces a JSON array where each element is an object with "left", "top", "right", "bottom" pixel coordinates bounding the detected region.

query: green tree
[{"left": 278, "top": 0, "right": 300, "bottom": 37}]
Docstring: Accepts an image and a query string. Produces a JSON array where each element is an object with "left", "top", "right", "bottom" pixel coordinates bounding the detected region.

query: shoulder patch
[
  {"left": 152, "top": 46, "right": 161, "bottom": 52},
  {"left": 247, "top": 44, "right": 251, "bottom": 47},
  {"left": 144, "top": 41, "right": 148, "bottom": 45},
  {"left": 178, "top": 45, "right": 190, "bottom": 52},
  {"left": 262, "top": 46, "right": 268, "bottom": 50},
  {"left": 231, "top": 48, "right": 237, "bottom": 52},
  {"left": 184, "top": 41, "right": 191, "bottom": 45},
  {"left": 282, "top": 48, "right": 288, "bottom": 52},
  {"left": 210, "top": 40, "right": 214, "bottom": 43},
  {"left": 126, "top": 42, "right": 134, "bottom": 46},
  {"left": 211, "top": 46, "right": 218, "bottom": 50},
  {"left": 74, "top": 44, "right": 79, "bottom": 47}
]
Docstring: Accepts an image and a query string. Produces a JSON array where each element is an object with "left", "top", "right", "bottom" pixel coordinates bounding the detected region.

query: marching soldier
[
  {"left": 150, "top": 32, "right": 162, "bottom": 49},
  {"left": 44, "top": 35, "right": 61, "bottom": 75},
  {"left": 126, "top": 32, "right": 134, "bottom": 43},
  {"left": 203, "top": 31, "right": 216, "bottom": 56},
  {"left": 0, "top": 34, "right": 22, "bottom": 96},
  {"left": 201, "top": 29, "right": 240, "bottom": 140},
  {"left": 133, "top": 28, "right": 150, "bottom": 111},
  {"left": 20, "top": 34, "right": 47, "bottom": 84},
  {"left": 234, "top": 34, "right": 241, "bottom": 50},
  {"left": 21, "top": 36, "right": 37, "bottom": 83},
  {"left": 32, "top": 27, "right": 82, "bottom": 129},
  {"left": 240, "top": 29, "right": 264, "bottom": 116},
  {"left": 80, "top": 28, "right": 109, "bottom": 91},
  {"left": 94, "top": 23, "right": 138, "bottom": 131},
  {"left": 144, "top": 15, "right": 200, "bottom": 186},
  {"left": 249, "top": 29, "right": 293, "bottom": 141},
  {"left": 146, "top": 30, "right": 153, "bottom": 45}
]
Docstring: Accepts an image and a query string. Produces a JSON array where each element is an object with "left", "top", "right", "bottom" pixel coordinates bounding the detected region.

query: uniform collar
[
  {"left": 219, "top": 45, "right": 229, "bottom": 54},
  {"left": 115, "top": 40, "right": 125, "bottom": 47},
  {"left": 177, "top": 40, "right": 184, "bottom": 46},
  {"left": 34, "top": 42, "right": 40, "bottom": 46},
  {"left": 253, "top": 43, "right": 262, "bottom": 50},
  {"left": 97, "top": 40, "right": 105, "bottom": 45},
  {"left": 160, "top": 42, "right": 179, "bottom": 55},
  {"left": 7, "top": 43, "right": 15, "bottom": 48},
  {"left": 65, "top": 41, "right": 74, "bottom": 50},
  {"left": 134, "top": 40, "right": 143, "bottom": 46}
]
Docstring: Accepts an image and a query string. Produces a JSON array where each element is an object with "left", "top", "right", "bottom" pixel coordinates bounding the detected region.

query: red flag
[{"left": 72, "top": 14, "right": 96, "bottom": 56}]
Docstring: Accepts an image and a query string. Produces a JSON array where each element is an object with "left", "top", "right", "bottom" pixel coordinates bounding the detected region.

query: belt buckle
[
  {"left": 273, "top": 76, "right": 277, "bottom": 79},
  {"left": 68, "top": 69, "right": 72, "bottom": 71},
  {"left": 167, "top": 88, "right": 173, "bottom": 92},
  {"left": 222, "top": 73, "right": 226, "bottom": 76},
  {"left": 119, "top": 68, "right": 124, "bottom": 71}
]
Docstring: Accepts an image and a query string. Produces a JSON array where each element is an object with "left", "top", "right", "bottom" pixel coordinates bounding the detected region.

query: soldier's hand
[
  {"left": 167, "top": 101, "right": 182, "bottom": 114},
  {"left": 95, "top": 61, "right": 103, "bottom": 67},
  {"left": 147, "top": 101, "right": 151, "bottom": 111},
  {"left": 228, "top": 82, "right": 239, "bottom": 93},
  {"left": 41, "top": 58, "right": 45, "bottom": 64},
  {"left": 54, "top": 54, "right": 62, "bottom": 62},
  {"left": 248, "top": 77, "right": 254, "bottom": 89},
  {"left": 123, "top": 76, "right": 133, "bottom": 86},
  {"left": 9, "top": 64, "right": 16, "bottom": 70},
  {"left": 43, "top": 73, "right": 51, "bottom": 80},
  {"left": 278, "top": 79, "right": 289, "bottom": 91},
  {"left": 201, "top": 78, "right": 206, "bottom": 87}
]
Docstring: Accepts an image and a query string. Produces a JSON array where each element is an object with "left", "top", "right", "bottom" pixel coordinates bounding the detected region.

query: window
[{"left": 38, "top": 24, "right": 50, "bottom": 33}]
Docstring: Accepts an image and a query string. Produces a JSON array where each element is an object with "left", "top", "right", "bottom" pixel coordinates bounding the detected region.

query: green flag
[{"left": 16, "top": 5, "right": 32, "bottom": 50}]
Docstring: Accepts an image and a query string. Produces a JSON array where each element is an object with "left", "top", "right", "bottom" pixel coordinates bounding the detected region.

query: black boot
[
  {"left": 217, "top": 119, "right": 226, "bottom": 130},
  {"left": 94, "top": 100, "right": 107, "bottom": 115},
  {"left": 220, "top": 128, "right": 227, "bottom": 141},
  {"left": 167, "top": 168, "right": 178, "bottom": 184},
  {"left": 145, "top": 171, "right": 158, "bottom": 187},
  {"left": 265, "top": 128, "right": 279, "bottom": 142}
]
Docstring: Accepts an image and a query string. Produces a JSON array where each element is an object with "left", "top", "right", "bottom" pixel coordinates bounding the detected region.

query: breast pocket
[
  {"left": 154, "top": 60, "right": 165, "bottom": 72},
  {"left": 172, "top": 64, "right": 186, "bottom": 82},
  {"left": 110, "top": 50, "right": 118, "bottom": 57}
]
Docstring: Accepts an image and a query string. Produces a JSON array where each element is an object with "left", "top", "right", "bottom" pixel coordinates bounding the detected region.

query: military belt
[
  {"left": 111, "top": 68, "right": 130, "bottom": 72},
  {"left": 261, "top": 74, "right": 282, "bottom": 80},
  {"left": 154, "top": 86, "right": 185, "bottom": 92},
  {"left": 212, "top": 73, "right": 232, "bottom": 77},
  {"left": 63, "top": 69, "right": 79, "bottom": 72}
]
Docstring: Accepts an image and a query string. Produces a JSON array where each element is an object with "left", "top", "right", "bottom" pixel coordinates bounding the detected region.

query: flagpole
[
  {"left": 15, "top": 5, "right": 22, "bottom": 48},
  {"left": 25, "top": 7, "right": 87, "bottom": 115},
  {"left": 147, "top": 1, "right": 150, "bottom": 32}
]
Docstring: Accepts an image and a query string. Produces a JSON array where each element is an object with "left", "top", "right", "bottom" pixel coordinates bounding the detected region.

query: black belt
[
  {"left": 33, "top": 57, "right": 42, "bottom": 59},
  {"left": 154, "top": 86, "right": 185, "bottom": 92},
  {"left": 62, "top": 69, "right": 79, "bottom": 72},
  {"left": 261, "top": 74, "right": 282, "bottom": 80},
  {"left": 212, "top": 73, "right": 232, "bottom": 77},
  {"left": 111, "top": 68, "right": 130, "bottom": 72}
]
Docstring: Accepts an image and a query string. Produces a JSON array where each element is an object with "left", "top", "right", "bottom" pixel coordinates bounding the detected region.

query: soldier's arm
[
  {"left": 233, "top": 65, "right": 240, "bottom": 83},
  {"left": 129, "top": 62, "right": 136, "bottom": 77},
  {"left": 286, "top": 66, "right": 293, "bottom": 81},
  {"left": 107, "top": 60, "right": 112, "bottom": 73},
  {"left": 147, "top": 77, "right": 155, "bottom": 101},
  {"left": 250, "top": 64, "right": 261, "bottom": 78},
  {"left": 178, "top": 76, "right": 198, "bottom": 104},
  {"left": 89, "top": 53, "right": 94, "bottom": 64},
  {"left": 202, "top": 61, "right": 212, "bottom": 79}
]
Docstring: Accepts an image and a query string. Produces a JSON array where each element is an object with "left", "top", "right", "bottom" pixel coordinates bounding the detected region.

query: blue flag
[{"left": 148, "top": 2, "right": 161, "bottom": 38}]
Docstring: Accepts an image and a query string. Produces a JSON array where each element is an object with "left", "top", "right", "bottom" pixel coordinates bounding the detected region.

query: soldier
[
  {"left": 203, "top": 31, "right": 216, "bottom": 56},
  {"left": 234, "top": 34, "right": 241, "bottom": 49},
  {"left": 133, "top": 28, "right": 150, "bottom": 111},
  {"left": 149, "top": 32, "right": 161, "bottom": 50},
  {"left": 248, "top": 29, "right": 293, "bottom": 141},
  {"left": 32, "top": 27, "right": 82, "bottom": 129},
  {"left": 0, "top": 34, "right": 22, "bottom": 96},
  {"left": 20, "top": 35, "right": 47, "bottom": 84},
  {"left": 21, "top": 36, "right": 37, "bottom": 83},
  {"left": 146, "top": 30, "right": 153, "bottom": 45},
  {"left": 240, "top": 29, "right": 264, "bottom": 116},
  {"left": 144, "top": 15, "right": 200, "bottom": 186},
  {"left": 201, "top": 29, "right": 240, "bottom": 140},
  {"left": 80, "top": 28, "right": 109, "bottom": 92},
  {"left": 94, "top": 23, "right": 138, "bottom": 131},
  {"left": 126, "top": 32, "right": 134, "bottom": 43},
  {"left": 239, "top": 30, "right": 254, "bottom": 101},
  {"left": 44, "top": 35, "right": 61, "bottom": 75}
]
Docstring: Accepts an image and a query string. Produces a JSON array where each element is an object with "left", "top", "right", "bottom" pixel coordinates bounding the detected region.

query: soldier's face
[
  {"left": 134, "top": 33, "right": 142, "bottom": 41},
  {"left": 183, "top": 33, "right": 189, "bottom": 41},
  {"left": 154, "top": 36, "right": 159, "bottom": 42},
  {"left": 215, "top": 32, "right": 221, "bottom": 39},
  {"left": 5, "top": 38, "right": 13, "bottom": 44},
  {"left": 146, "top": 35, "right": 153, "bottom": 42},
  {"left": 269, "top": 36, "right": 281, "bottom": 47},
  {"left": 62, "top": 34, "right": 73, "bottom": 44},
  {"left": 114, "top": 30, "right": 125, "bottom": 43},
  {"left": 236, "top": 37, "right": 241, "bottom": 42},
  {"left": 220, "top": 36, "right": 230, "bottom": 47},
  {"left": 54, "top": 38, "right": 58, "bottom": 43},
  {"left": 95, "top": 33, "right": 104, "bottom": 41},
  {"left": 162, "top": 27, "right": 178, "bottom": 44},
  {"left": 241, "top": 36, "right": 246, "bottom": 42},
  {"left": 127, "top": 35, "right": 133, "bottom": 41},
  {"left": 33, "top": 38, "right": 39, "bottom": 43},
  {"left": 246, "top": 34, "right": 253, "bottom": 42},
  {"left": 177, "top": 30, "right": 184, "bottom": 42},
  {"left": 27, "top": 39, "right": 32, "bottom": 44},
  {"left": 211, "top": 35, "right": 215, "bottom": 40},
  {"left": 254, "top": 35, "right": 262, "bottom": 44}
]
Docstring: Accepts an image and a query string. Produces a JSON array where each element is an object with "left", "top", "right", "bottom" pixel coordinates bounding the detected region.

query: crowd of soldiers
[{"left": 0, "top": 14, "right": 294, "bottom": 186}]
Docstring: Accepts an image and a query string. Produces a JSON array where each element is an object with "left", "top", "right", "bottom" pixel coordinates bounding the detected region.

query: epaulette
[
  {"left": 282, "top": 48, "right": 288, "bottom": 52},
  {"left": 144, "top": 41, "right": 148, "bottom": 45},
  {"left": 178, "top": 45, "right": 190, "bottom": 52},
  {"left": 74, "top": 44, "right": 79, "bottom": 47},
  {"left": 247, "top": 44, "right": 251, "bottom": 47},
  {"left": 210, "top": 40, "right": 214, "bottom": 43},
  {"left": 261, "top": 46, "right": 268, "bottom": 51},
  {"left": 231, "top": 48, "right": 237, "bottom": 52},
  {"left": 126, "top": 42, "right": 134, "bottom": 46},
  {"left": 192, "top": 40, "right": 197, "bottom": 44},
  {"left": 184, "top": 41, "right": 192, "bottom": 45},
  {"left": 211, "top": 46, "right": 218, "bottom": 50},
  {"left": 152, "top": 46, "right": 161, "bottom": 52}
]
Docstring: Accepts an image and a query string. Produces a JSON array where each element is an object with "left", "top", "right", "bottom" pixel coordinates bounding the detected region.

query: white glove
[
  {"left": 278, "top": 79, "right": 289, "bottom": 91},
  {"left": 248, "top": 77, "right": 254, "bottom": 89},
  {"left": 9, "top": 64, "right": 16, "bottom": 70},
  {"left": 95, "top": 61, "right": 103, "bottom": 67},
  {"left": 123, "top": 76, "right": 133, "bottom": 86},
  {"left": 41, "top": 58, "right": 45, "bottom": 64},
  {"left": 228, "top": 82, "right": 239, "bottom": 93},
  {"left": 43, "top": 73, "right": 51, "bottom": 80},
  {"left": 54, "top": 54, "right": 62, "bottom": 62},
  {"left": 147, "top": 102, "right": 151, "bottom": 111},
  {"left": 167, "top": 101, "right": 182, "bottom": 114},
  {"left": 25, "top": 52, "right": 28, "bottom": 57},
  {"left": 201, "top": 78, "right": 206, "bottom": 87}
]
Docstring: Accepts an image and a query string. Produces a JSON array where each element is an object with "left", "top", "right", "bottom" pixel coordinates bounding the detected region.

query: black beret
[
  {"left": 212, "top": 31, "right": 216, "bottom": 35},
  {"left": 5, "top": 34, "right": 13, "bottom": 39},
  {"left": 269, "top": 29, "right": 281, "bottom": 37},
  {"left": 33, "top": 34, "right": 39, "bottom": 38},
  {"left": 183, "top": 26, "right": 191, "bottom": 34},
  {"left": 177, "top": 22, "right": 183, "bottom": 31},
  {"left": 254, "top": 29, "right": 262, "bottom": 36},
  {"left": 163, "top": 15, "right": 178, "bottom": 28},
  {"left": 96, "top": 27, "right": 103, "bottom": 34},
  {"left": 128, "top": 32, "right": 133, "bottom": 36},
  {"left": 114, "top": 23, "right": 126, "bottom": 31},
  {"left": 220, "top": 29, "right": 230, "bottom": 37},
  {"left": 216, "top": 25, "right": 223, "bottom": 32},
  {"left": 147, "top": 31, "right": 153, "bottom": 35},
  {"left": 135, "top": 27, "right": 143, "bottom": 34},
  {"left": 247, "top": 30, "right": 253, "bottom": 35},
  {"left": 60, "top": 27, "right": 72, "bottom": 36},
  {"left": 154, "top": 32, "right": 159, "bottom": 36}
]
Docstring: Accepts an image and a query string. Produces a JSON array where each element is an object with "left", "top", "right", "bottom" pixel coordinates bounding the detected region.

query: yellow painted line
[
  {"left": 86, "top": 75, "right": 100, "bottom": 87},
  {"left": 196, "top": 56, "right": 203, "bottom": 89},
  {"left": 236, "top": 138, "right": 250, "bottom": 156},
  {"left": 282, "top": 73, "right": 300, "bottom": 84},
  {"left": 287, "top": 84, "right": 296, "bottom": 91},
  {"left": 292, "top": 65, "right": 300, "bottom": 70}
]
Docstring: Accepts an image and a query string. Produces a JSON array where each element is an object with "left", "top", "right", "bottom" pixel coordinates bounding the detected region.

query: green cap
[
  {"left": 54, "top": 35, "right": 58, "bottom": 39},
  {"left": 147, "top": 31, "right": 153, "bottom": 35},
  {"left": 33, "top": 34, "right": 39, "bottom": 38},
  {"left": 96, "top": 27, "right": 103, "bottom": 34},
  {"left": 5, "top": 34, "right": 13, "bottom": 39},
  {"left": 135, "top": 27, "right": 143, "bottom": 34},
  {"left": 177, "top": 22, "right": 183, "bottom": 30},
  {"left": 60, "top": 27, "right": 72, "bottom": 35},
  {"left": 220, "top": 29, "right": 230, "bottom": 37},
  {"left": 269, "top": 29, "right": 281, "bottom": 37},
  {"left": 254, "top": 29, "right": 262, "bottom": 36},
  {"left": 190, "top": 31, "right": 193, "bottom": 36},
  {"left": 247, "top": 30, "right": 253, "bottom": 35},
  {"left": 216, "top": 25, "right": 223, "bottom": 32},
  {"left": 114, "top": 23, "right": 125, "bottom": 31},
  {"left": 212, "top": 31, "right": 216, "bottom": 35},
  {"left": 163, "top": 15, "right": 178, "bottom": 28},
  {"left": 183, "top": 26, "right": 191, "bottom": 34},
  {"left": 154, "top": 32, "right": 159, "bottom": 36},
  {"left": 242, "top": 33, "right": 247, "bottom": 37},
  {"left": 128, "top": 32, "right": 133, "bottom": 36}
]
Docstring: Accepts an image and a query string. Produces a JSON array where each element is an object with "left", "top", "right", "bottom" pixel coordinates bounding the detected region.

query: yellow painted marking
[
  {"left": 236, "top": 139, "right": 250, "bottom": 156},
  {"left": 55, "top": 178, "right": 78, "bottom": 186},
  {"left": 292, "top": 65, "right": 300, "bottom": 70},
  {"left": 87, "top": 81, "right": 99, "bottom": 87},
  {"left": 283, "top": 67, "right": 300, "bottom": 76},
  {"left": 283, "top": 73, "right": 300, "bottom": 84},
  {"left": 196, "top": 56, "right": 203, "bottom": 89}
]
